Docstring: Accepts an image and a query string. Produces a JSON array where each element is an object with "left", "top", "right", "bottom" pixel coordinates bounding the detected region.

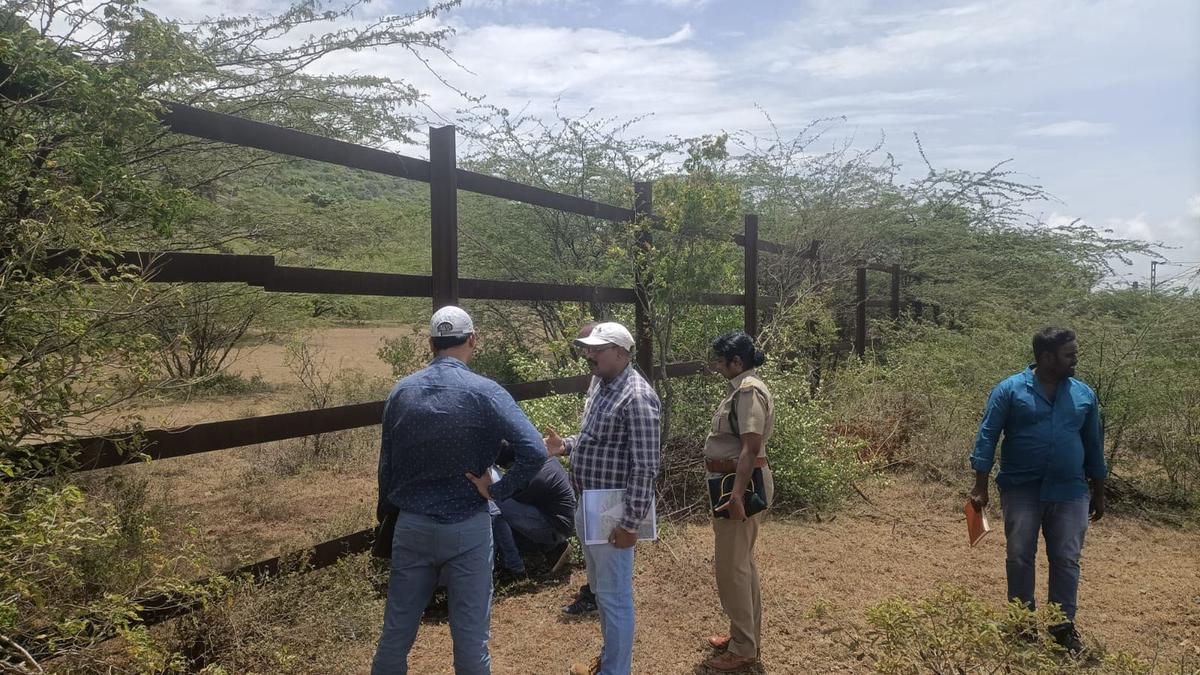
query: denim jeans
[
  {"left": 1000, "top": 483, "right": 1090, "bottom": 621},
  {"left": 575, "top": 506, "right": 636, "bottom": 675},
  {"left": 493, "top": 498, "right": 564, "bottom": 572},
  {"left": 372, "top": 510, "right": 493, "bottom": 675}
]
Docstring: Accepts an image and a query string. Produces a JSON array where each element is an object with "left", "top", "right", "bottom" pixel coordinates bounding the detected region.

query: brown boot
[
  {"left": 706, "top": 635, "right": 731, "bottom": 651},
  {"left": 568, "top": 656, "right": 600, "bottom": 675},
  {"left": 703, "top": 650, "right": 758, "bottom": 672}
]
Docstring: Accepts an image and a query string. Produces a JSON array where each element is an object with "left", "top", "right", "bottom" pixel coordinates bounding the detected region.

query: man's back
[{"left": 379, "top": 356, "right": 542, "bottom": 523}]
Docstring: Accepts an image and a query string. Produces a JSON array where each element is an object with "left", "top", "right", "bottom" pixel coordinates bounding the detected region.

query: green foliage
[
  {"left": 377, "top": 334, "right": 427, "bottom": 379},
  {"left": 170, "top": 372, "right": 272, "bottom": 399},
  {"left": 765, "top": 371, "right": 872, "bottom": 513},
  {"left": 0, "top": 477, "right": 208, "bottom": 666},
  {"left": 2, "top": 1, "right": 460, "bottom": 664},
  {"left": 510, "top": 350, "right": 591, "bottom": 439},
  {"left": 856, "top": 585, "right": 1183, "bottom": 674}
]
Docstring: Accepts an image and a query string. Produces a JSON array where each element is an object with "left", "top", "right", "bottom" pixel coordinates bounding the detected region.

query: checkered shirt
[{"left": 565, "top": 365, "right": 662, "bottom": 532}]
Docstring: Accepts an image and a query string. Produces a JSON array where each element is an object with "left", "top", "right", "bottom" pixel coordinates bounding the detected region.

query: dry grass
[
  {"left": 124, "top": 472, "right": 1199, "bottom": 674},
  {"left": 379, "top": 476, "right": 1199, "bottom": 674}
]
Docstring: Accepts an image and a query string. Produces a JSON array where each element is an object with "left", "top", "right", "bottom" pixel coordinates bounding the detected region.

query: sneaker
[
  {"left": 1049, "top": 622, "right": 1084, "bottom": 654},
  {"left": 561, "top": 585, "right": 599, "bottom": 618},
  {"left": 548, "top": 540, "right": 571, "bottom": 574}
]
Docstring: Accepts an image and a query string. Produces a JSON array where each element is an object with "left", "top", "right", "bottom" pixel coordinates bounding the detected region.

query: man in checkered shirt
[{"left": 546, "top": 321, "right": 661, "bottom": 675}]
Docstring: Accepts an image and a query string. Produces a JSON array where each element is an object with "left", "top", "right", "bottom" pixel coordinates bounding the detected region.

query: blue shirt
[
  {"left": 378, "top": 356, "right": 547, "bottom": 523},
  {"left": 971, "top": 366, "right": 1107, "bottom": 502}
]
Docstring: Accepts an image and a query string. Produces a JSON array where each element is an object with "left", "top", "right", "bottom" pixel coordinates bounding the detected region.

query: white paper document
[{"left": 581, "top": 489, "right": 657, "bottom": 545}]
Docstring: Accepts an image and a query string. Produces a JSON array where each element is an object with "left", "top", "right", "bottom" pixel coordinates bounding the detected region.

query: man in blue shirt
[
  {"left": 373, "top": 306, "right": 547, "bottom": 675},
  {"left": 969, "top": 327, "right": 1107, "bottom": 653}
]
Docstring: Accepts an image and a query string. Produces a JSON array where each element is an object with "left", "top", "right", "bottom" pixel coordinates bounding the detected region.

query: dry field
[
  {"left": 90, "top": 327, "right": 1200, "bottom": 673},
  {"left": 110, "top": 452, "right": 1200, "bottom": 673},
  {"left": 105, "top": 326, "right": 405, "bottom": 431}
]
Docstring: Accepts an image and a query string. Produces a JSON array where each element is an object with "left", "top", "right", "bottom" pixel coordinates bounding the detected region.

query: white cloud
[
  {"left": 623, "top": 0, "right": 710, "bottom": 8},
  {"left": 792, "top": 2, "right": 1049, "bottom": 79},
  {"left": 1018, "top": 121, "right": 1115, "bottom": 138},
  {"left": 1103, "top": 213, "right": 1157, "bottom": 240},
  {"left": 1188, "top": 194, "right": 1200, "bottom": 219}
]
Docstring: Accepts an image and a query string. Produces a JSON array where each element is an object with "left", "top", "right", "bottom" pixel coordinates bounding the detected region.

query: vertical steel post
[
  {"left": 890, "top": 263, "right": 901, "bottom": 320},
  {"left": 744, "top": 214, "right": 759, "bottom": 337},
  {"left": 855, "top": 264, "right": 867, "bottom": 357},
  {"left": 430, "top": 126, "right": 459, "bottom": 309},
  {"left": 633, "top": 181, "right": 654, "bottom": 377}
]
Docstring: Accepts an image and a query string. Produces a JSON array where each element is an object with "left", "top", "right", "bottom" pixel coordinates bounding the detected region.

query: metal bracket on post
[
  {"left": 744, "top": 214, "right": 759, "bottom": 337},
  {"left": 633, "top": 181, "right": 654, "bottom": 378},
  {"left": 430, "top": 126, "right": 459, "bottom": 310}
]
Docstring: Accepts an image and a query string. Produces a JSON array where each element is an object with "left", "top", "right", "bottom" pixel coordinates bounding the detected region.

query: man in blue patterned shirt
[
  {"left": 373, "top": 306, "right": 546, "bottom": 675},
  {"left": 546, "top": 321, "right": 661, "bottom": 675},
  {"left": 969, "top": 327, "right": 1107, "bottom": 654}
]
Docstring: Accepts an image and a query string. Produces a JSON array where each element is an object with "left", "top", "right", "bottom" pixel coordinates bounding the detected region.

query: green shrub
[
  {"left": 0, "top": 478, "right": 208, "bottom": 668},
  {"left": 854, "top": 585, "right": 1188, "bottom": 674}
]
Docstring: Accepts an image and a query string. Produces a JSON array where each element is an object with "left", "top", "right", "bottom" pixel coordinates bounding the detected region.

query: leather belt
[{"left": 705, "top": 457, "right": 768, "bottom": 474}]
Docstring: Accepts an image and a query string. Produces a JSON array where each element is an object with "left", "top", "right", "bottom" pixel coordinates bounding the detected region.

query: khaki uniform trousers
[{"left": 711, "top": 468, "right": 773, "bottom": 659}]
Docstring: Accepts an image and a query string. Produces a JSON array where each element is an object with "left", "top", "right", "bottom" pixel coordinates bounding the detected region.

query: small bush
[
  {"left": 760, "top": 365, "right": 873, "bottom": 514},
  {"left": 377, "top": 333, "right": 426, "bottom": 379},
  {"left": 851, "top": 585, "right": 1189, "bottom": 674},
  {"left": 171, "top": 372, "right": 272, "bottom": 399},
  {"left": 161, "top": 554, "right": 384, "bottom": 673},
  {"left": 0, "top": 477, "right": 208, "bottom": 669}
]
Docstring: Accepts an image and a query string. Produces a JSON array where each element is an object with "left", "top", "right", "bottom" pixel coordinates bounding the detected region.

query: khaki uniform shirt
[{"left": 703, "top": 369, "right": 773, "bottom": 473}]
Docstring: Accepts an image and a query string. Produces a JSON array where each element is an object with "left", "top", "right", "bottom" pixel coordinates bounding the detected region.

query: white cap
[
  {"left": 573, "top": 321, "right": 634, "bottom": 351},
  {"left": 430, "top": 305, "right": 474, "bottom": 338}
]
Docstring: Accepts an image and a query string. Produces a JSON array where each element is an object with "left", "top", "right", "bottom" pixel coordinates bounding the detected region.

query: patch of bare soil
[
  {"left": 226, "top": 326, "right": 408, "bottom": 387},
  {"left": 353, "top": 476, "right": 1197, "bottom": 674},
  {"left": 97, "top": 326, "right": 411, "bottom": 431},
  {"left": 105, "top": 453, "right": 1198, "bottom": 673}
]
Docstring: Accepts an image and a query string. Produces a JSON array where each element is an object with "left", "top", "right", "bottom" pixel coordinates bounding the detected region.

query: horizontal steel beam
[{"left": 18, "top": 361, "right": 709, "bottom": 478}]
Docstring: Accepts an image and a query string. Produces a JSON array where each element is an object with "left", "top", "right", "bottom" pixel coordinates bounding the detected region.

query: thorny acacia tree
[{"left": 1, "top": 0, "right": 459, "bottom": 666}]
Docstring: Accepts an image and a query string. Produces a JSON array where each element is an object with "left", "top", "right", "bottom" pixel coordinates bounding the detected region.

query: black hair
[
  {"left": 431, "top": 334, "right": 470, "bottom": 352},
  {"left": 1032, "top": 327, "right": 1076, "bottom": 361},
  {"left": 711, "top": 331, "right": 766, "bottom": 369}
]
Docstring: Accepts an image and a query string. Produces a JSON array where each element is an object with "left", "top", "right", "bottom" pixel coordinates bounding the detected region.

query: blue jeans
[
  {"left": 1000, "top": 484, "right": 1090, "bottom": 621},
  {"left": 575, "top": 506, "right": 635, "bottom": 675},
  {"left": 373, "top": 511, "right": 493, "bottom": 675},
  {"left": 493, "top": 498, "right": 564, "bottom": 573}
]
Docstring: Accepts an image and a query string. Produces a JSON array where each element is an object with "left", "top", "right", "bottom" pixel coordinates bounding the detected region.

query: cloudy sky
[{"left": 146, "top": 0, "right": 1200, "bottom": 288}]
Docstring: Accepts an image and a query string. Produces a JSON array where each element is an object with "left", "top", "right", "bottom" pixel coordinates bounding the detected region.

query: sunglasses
[{"left": 572, "top": 343, "right": 616, "bottom": 359}]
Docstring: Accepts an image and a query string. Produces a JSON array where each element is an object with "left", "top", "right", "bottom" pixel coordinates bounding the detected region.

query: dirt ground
[
  {"left": 115, "top": 446, "right": 1200, "bottom": 673},
  {"left": 363, "top": 477, "right": 1200, "bottom": 674},
  {"left": 96, "top": 327, "right": 1200, "bottom": 672}
]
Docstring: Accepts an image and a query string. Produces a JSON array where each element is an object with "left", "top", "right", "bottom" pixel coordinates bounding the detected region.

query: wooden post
[
  {"left": 744, "top": 214, "right": 759, "bottom": 337},
  {"left": 430, "top": 125, "right": 458, "bottom": 309},
  {"left": 890, "top": 263, "right": 901, "bottom": 320},
  {"left": 633, "top": 181, "right": 654, "bottom": 378},
  {"left": 855, "top": 264, "right": 867, "bottom": 357}
]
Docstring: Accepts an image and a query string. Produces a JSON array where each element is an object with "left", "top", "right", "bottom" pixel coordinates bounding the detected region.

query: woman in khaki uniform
[{"left": 700, "top": 332, "right": 774, "bottom": 673}]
